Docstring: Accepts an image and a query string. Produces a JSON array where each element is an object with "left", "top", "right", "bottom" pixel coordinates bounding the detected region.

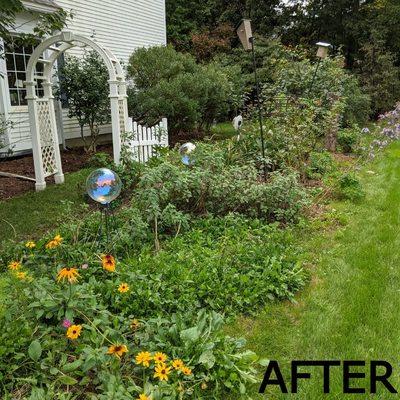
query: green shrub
[
  {"left": 133, "top": 142, "right": 309, "bottom": 226},
  {"left": 57, "top": 51, "right": 110, "bottom": 153},
  {"left": 127, "top": 45, "right": 243, "bottom": 139},
  {"left": 337, "top": 173, "right": 365, "bottom": 201},
  {"left": 337, "top": 127, "right": 360, "bottom": 153},
  {"left": 307, "top": 151, "right": 336, "bottom": 179}
]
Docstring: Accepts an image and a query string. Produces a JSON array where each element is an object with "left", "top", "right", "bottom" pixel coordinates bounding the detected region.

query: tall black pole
[
  {"left": 309, "top": 58, "right": 321, "bottom": 94},
  {"left": 250, "top": 37, "right": 267, "bottom": 181}
]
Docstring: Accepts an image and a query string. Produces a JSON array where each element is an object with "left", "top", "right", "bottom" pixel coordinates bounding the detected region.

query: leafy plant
[
  {"left": 337, "top": 126, "right": 360, "bottom": 153},
  {"left": 307, "top": 151, "right": 336, "bottom": 179},
  {"left": 57, "top": 51, "right": 110, "bottom": 153},
  {"left": 337, "top": 173, "right": 364, "bottom": 202},
  {"left": 127, "top": 45, "right": 244, "bottom": 140}
]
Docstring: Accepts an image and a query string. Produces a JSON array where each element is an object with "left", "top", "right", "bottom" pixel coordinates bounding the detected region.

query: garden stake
[{"left": 250, "top": 37, "right": 267, "bottom": 182}]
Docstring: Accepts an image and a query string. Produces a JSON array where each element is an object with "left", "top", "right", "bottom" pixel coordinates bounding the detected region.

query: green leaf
[
  {"left": 198, "top": 350, "right": 215, "bottom": 369},
  {"left": 259, "top": 358, "right": 270, "bottom": 366},
  {"left": 28, "top": 340, "right": 42, "bottom": 362},
  {"left": 180, "top": 326, "right": 200, "bottom": 342},
  {"left": 62, "top": 359, "right": 83, "bottom": 372},
  {"left": 59, "top": 375, "right": 78, "bottom": 385}
]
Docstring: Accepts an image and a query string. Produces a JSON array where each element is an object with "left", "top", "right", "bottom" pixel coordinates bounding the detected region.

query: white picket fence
[{"left": 126, "top": 117, "right": 168, "bottom": 163}]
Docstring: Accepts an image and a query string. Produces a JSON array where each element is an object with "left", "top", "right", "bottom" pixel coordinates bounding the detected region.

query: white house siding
[{"left": 2, "top": 0, "right": 166, "bottom": 154}]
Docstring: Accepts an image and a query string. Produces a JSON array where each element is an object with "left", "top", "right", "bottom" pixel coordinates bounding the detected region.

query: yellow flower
[
  {"left": 171, "top": 359, "right": 184, "bottom": 370},
  {"left": 137, "top": 394, "right": 150, "bottom": 400},
  {"left": 46, "top": 234, "right": 63, "bottom": 249},
  {"left": 102, "top": 254, "right": 116, "bottom": 272},
  {"left": 181, "top": 366, "right": 192, "bottom": 376},
  {"left": 53, "top": 234, "right": 63, "bottom": 244},
  {"left": 107, "top": 344, "right": 128, "bottom": 358},
  {"left": 66, "top": 324, "right": 82, "bottom": 340},
  {"left": 118, "top": 283, "right": 129, "bottom": 293},
  {"left": 130, "top": 318, "right": 140, "bottom": 331},
  {"left": 25, "top": 241, "right": 36, "bottom": 249},
  {"left": 154, "top": 362, "right": 171, "bottom": 381},
  {"left": 46, "top": 240, "right": 59, "bottom": 249},
  {"left": 154, "top": 352, "right": 167, "bottom": 364},
  {"left": 16, "top": 271, "right": 27, "bottom": 280},
  {"left": 57, "top": 267, "right": 80, "bottom": 283},
  {"left": 135, "top": 351, "right": 152, "bottom": 367},
  {"left": 8, "top": 261, "right": 21, "bottom": 271}
]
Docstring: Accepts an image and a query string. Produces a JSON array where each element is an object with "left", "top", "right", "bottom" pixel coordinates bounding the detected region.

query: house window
[{"left": 5, "top": 41, "right": 44, "bottom": 107}]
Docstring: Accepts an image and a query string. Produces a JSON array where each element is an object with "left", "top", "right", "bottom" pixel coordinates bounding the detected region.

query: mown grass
[
  {"left": 0, "top": 169, "right": 89, "bottom": 244},
  {"left": 229, "top": 142, "right": 400, "bottom": 399},
  {"left": 210, "top": 121, "right": 237, "bottom": 139}
]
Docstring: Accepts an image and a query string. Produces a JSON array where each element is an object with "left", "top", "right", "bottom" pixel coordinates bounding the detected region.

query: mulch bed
[{"left": 0, "top": 145, "right": 113, "bottom": 200}]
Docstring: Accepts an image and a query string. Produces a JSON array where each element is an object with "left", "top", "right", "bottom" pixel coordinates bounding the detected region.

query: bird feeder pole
[{"left": 237, "top": 19, "right": 267, "bottom": 181}]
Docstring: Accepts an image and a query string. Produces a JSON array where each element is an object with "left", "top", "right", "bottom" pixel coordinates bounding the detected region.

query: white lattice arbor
[{"left": 26, "top": 31, "right": 129, "bottom": 191}]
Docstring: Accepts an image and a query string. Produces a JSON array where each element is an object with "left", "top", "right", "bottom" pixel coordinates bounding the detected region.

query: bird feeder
[{"left": 236, "top": 19, "right": 253, "bottom": 51}]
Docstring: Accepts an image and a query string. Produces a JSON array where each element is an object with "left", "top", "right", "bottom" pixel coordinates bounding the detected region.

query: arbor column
[
  {"left": 26, "top": 81, "right": 46, "bottom": 191},
  {"left": 109, "top": 80, "right": 121, "bottom": 164}
]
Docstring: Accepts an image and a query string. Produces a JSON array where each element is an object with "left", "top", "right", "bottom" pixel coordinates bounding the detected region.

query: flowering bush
[{"left": 364, "top": 103, "right": 400, "bottom": 159}]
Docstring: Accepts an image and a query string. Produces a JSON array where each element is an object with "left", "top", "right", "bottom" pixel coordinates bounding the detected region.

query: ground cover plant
[{"left": 0, "top": 212, "right": 302, "bottom": 398}]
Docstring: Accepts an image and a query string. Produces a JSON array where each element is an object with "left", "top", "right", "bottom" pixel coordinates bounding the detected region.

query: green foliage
[
  {"left": 57, "top": 51, "right": 110, "bottom": 153},
  {"left": 127, "top": 46, "right": 244, "bottom": 138},
  {"left": 0, "top": 214, "right": 301, "bottom": 398},
  {"left": 337, "top": 126, "right": 360, "bottom": 153},
  {"left": 306, "top": 151, "right": 336, "bottom": 179},
  {"left": 133, "top": 141, "right": 309, "bottom": 226},
  {"left": 357, "top": 36, "right": 400, "bottom": 117},
  {"left": 337, "top": 173, "right": 364, "bottom": 202}
]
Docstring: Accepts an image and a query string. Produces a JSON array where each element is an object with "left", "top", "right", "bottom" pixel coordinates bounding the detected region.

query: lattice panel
[
  {"left": 118, "top": 99, "right": 126, "bottom": 134},
  {"left": 37, "top": 100, "right": 57, "bottom": 177}
]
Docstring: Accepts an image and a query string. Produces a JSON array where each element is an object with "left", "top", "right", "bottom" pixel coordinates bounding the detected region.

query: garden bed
[{"left": 0, "top": 144, "right": 113, "bottom": 200}]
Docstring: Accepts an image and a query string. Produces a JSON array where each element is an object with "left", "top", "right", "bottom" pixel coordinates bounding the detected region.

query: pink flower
[
  {"left": 62, "top": 319, "right": 72, "bottom": 328},
  {"left": 81, "top": 263, "right": 89, "bottom": 269}
]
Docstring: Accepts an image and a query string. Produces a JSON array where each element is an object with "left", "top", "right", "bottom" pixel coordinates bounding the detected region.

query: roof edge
[{"left": 22, "top": 0, "right": 62, "bottom": 14}]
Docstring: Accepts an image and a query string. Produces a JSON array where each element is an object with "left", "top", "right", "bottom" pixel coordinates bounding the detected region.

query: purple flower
[{"left": 62, "top": 319, "right": 72, "bottom": 328}]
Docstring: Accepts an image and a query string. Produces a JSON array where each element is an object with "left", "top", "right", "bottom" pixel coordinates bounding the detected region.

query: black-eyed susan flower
[
  {"left": 57, "top": 267, "right": 80, "bottom": 283},
  {"left": 181, "top": 366, "right": 192, "bottom": 376},
  {"left": 137, "top": 394, "right": 150, "bottom": 400},
  {"left": 153, "top": 352, "right": 167, "bottom": 364},
  {"left": 66, "top": 324, "right": 82, "bottom": 340},
  {"left": 8, "top": 261, "right": 21, "bottom": 271},
  {"left": 16, "top": 271, "right": 27, "bottom": 280},
  {"left": 107, "top": 344, "right": 128, "bottom": 358},
  {"left": 102, "top": 254, "right": 116, "bottom": 272},
  {"left": 46, "top": 234, "right": 63, "bottom": 249},
  {"left": 172, "top": 359, "right": 184, "bottom": 370},
  {"left": 118, "top": 283, "right": 129, "bottom": 293},
  {"left": 25, "top": 241, "right": 36, "bottom": 249},
  {"left": 135, "top": 351, "right": 152, "bottom": 367},
  {"left": 154, "top": 362, "right": 171, "bottom": 381}
]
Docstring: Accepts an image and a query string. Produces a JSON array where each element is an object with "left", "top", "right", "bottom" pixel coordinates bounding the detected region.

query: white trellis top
[{"left": 25, "top": 31, "right": 129, "bottom": 191}]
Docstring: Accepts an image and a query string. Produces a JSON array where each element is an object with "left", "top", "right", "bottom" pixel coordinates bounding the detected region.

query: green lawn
[
  {"left": 0, "top": 169, "right": 89, "bottom": 244},
  {"left": 210, "top": 121, "right": 237, "bottom": 139},
  {"left": 229, "top": 143, "right": 400, "bottom": 398}
]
